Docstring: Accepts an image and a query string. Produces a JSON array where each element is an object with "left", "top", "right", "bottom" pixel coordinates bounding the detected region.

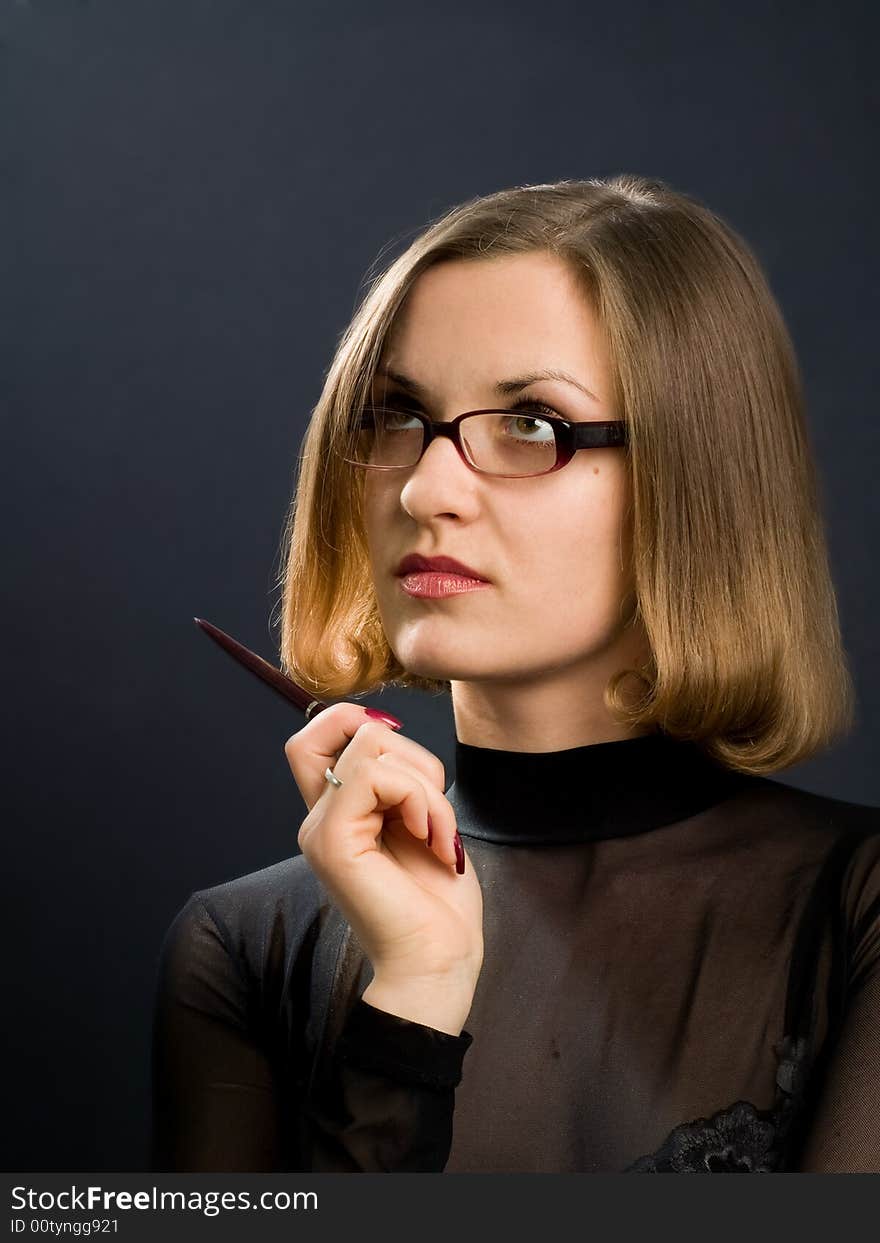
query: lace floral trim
[
  {"left": 626, "top": 1036, "right": 810, "bottom": 1173},
  {"left": 625, "top": 1099, "right": 781, "bottom": 1172}
]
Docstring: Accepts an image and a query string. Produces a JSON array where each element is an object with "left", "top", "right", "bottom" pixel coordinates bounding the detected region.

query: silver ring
[
  {"left": 305, "top": 700, "right": 324, "bottom": 722},
  {"left": 324, "top": 766, "right": 343, "bottom": 788}
]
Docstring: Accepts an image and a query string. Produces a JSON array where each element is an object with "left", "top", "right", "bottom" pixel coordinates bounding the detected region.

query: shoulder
[
  {"left": 746, "top": 779, "right": 880, "bottom": 976},
  {"left": 731, "top": 775, "right": 880, "bottom": 836},
  {"left": 161, "top": 853, "right": 327, "bottom": 987},
  {"left": 194, "top": 851, "right": 324, "bottom": 931},
  {"left": 754, "top": 779, "right": 880, "bottom": 883},
  {"left": 706, "top": 777, "right": 880, "bottom": 912},
  {"left": 714, "top": 775, "right": 880, "bottom": 865}
]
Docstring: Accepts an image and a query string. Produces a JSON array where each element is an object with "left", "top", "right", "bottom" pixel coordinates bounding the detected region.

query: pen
[{"left": 193, "top": 617, "right": 331, "bottom": 721}]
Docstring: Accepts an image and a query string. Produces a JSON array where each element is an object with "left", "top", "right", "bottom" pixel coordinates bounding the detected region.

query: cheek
[
  {"left": 522, "top": 468, "right": 628, "bottom": 583},
  {"left": 362, "top": 481, "right": 396, "bottom": 562}
]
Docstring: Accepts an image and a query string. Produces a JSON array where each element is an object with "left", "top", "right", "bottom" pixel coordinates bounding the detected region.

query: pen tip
[{"left": 193, "top": 616, "right": 203, "bottom": 625}]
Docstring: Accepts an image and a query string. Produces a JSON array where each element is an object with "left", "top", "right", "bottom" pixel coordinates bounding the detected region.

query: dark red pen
[
  {"left": 193, "top": 617, "right": 332, "bottom": 721},
  {"left": 193, "top": 617, "right": 405, "bottom": 736}
]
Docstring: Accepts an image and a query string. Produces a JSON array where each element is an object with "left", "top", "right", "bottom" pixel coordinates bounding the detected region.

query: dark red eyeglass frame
[{"left": 344, "top": 406, "right": 629, "bottom": 477}]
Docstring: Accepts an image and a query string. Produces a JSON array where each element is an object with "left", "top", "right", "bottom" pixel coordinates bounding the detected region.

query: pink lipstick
[{"left": 399, "top": 572, "right": 492, "bottom": 599}]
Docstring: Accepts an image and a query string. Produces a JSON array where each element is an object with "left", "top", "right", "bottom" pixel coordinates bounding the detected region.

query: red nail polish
[
  {"left": 363, "top": 707, "right": 404, "bottom": 730},
  {"left": 453, "top": 831, "right": 465, "bottom": 875},
  {"left": 426, "top": 814, "right": 433, "bottom": 847}
]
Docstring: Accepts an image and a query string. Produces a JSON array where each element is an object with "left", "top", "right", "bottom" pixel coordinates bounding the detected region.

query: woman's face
[{"left": 362, "top": 250, "right": 647, "bottom": 709}]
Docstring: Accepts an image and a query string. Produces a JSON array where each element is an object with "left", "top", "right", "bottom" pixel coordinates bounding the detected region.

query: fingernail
[
  {"left": 453, "top": 831, "right": 465, "bottom": 875},
  {"left": 363, "top": 707, "right": 404, "bottom": 730},
  {"left": 426, "top": 814, "right": 433, "bottom": 847}
]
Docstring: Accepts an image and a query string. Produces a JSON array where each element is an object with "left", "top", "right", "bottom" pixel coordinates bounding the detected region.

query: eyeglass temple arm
[{"left": 571, "top": 421, "right": 628, "bottom": 448}]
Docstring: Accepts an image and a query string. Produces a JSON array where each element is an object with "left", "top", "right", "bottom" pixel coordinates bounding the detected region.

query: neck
[{"left": 448, "top": 640, "right": 654, "bottom": 753}]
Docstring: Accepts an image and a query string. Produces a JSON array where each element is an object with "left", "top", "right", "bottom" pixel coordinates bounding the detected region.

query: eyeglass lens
[{"left": 346, "top": 406, "right": 559, "bottom": 477}]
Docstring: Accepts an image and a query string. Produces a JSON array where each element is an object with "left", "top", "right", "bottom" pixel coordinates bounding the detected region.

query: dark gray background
[{"left": 3, "top": 0, "right": 877, "bottom": 1171}]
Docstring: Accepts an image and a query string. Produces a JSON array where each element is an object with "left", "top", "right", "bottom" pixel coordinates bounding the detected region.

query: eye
[
  {"left": 363, "top": 394, "right": 422, "bottom": 433},
  {"left": 499, "top": 396, "right": 561, "bottom": 442}
]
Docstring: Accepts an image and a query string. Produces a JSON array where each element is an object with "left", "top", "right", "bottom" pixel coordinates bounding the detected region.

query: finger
[
  {"left": 372, "top": 751, "right": 459, "bottom": 869},
  {"left": 284, "top": 703, "right": 400, "bottom": 807},
  {"left": 284, "top": 703, "right": 446, "bottom": 809},
  {"left": 299, "top": 752, "right": 431, "bottom": 873}
]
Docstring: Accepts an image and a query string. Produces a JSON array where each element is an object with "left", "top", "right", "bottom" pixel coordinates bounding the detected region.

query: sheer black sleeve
[
  {"left": 302, "top": 996, "right": 474, "bottom": 1172},
  {"left": 150, "top": 894, "right": 286, "bottom": 1171},
  {"left": 151, "top": 891, "right": 473, "bottom": 1173},
  {"left": 795, "top": 833, "right": 880, "bottom": 1172}
]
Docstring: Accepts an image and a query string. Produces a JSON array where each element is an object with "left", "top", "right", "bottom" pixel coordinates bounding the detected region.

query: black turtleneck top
[{"left": 150, "top": 732, "right": 880, "bottom": 1172}]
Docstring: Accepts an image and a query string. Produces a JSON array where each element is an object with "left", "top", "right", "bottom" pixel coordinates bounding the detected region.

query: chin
[
  {"left": 403, "top": 654, "right": 539, "bottom": 686},
  {"left": 387, "top": 638, "right": 495, "bottom": 684},
  {"left": 393, "top": 653, "right": 469, "bottom": 681}
]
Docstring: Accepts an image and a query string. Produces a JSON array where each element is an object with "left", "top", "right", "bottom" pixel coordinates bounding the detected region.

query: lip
[
  {"left": 395, "top": 553, "right": 489, "bottom": 581},
  {"left": 398, "top": 571, "right": 492, "bottom": 599}
]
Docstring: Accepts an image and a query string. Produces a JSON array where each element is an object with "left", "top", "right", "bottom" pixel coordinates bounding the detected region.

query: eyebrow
[{"left": 374, "top": 366, "right": 599, "bottom": 404}]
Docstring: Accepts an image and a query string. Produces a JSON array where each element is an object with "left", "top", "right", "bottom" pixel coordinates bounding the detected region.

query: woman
[{"left": 150, "top": 176, "right": 880, "bottom": 1173}]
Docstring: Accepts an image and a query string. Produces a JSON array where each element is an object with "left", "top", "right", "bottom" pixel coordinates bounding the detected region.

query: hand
[{"left": 284, "top": 705, "right": 484, "bottom": 1010}]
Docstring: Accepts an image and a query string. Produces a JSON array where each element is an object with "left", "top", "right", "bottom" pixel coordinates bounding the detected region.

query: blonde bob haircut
[{"left": 275, "top": 175, "right": 856, "bottom": 776}]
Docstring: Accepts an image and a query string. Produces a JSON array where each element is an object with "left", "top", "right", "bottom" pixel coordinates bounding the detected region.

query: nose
[{"left": 398, "top": 425, "right": 479, "bottom": 519}]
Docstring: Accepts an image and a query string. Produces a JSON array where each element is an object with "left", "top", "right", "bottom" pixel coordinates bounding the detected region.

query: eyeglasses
[{"left": 341, "top": 404, "right": 629, "bottom": 478}]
